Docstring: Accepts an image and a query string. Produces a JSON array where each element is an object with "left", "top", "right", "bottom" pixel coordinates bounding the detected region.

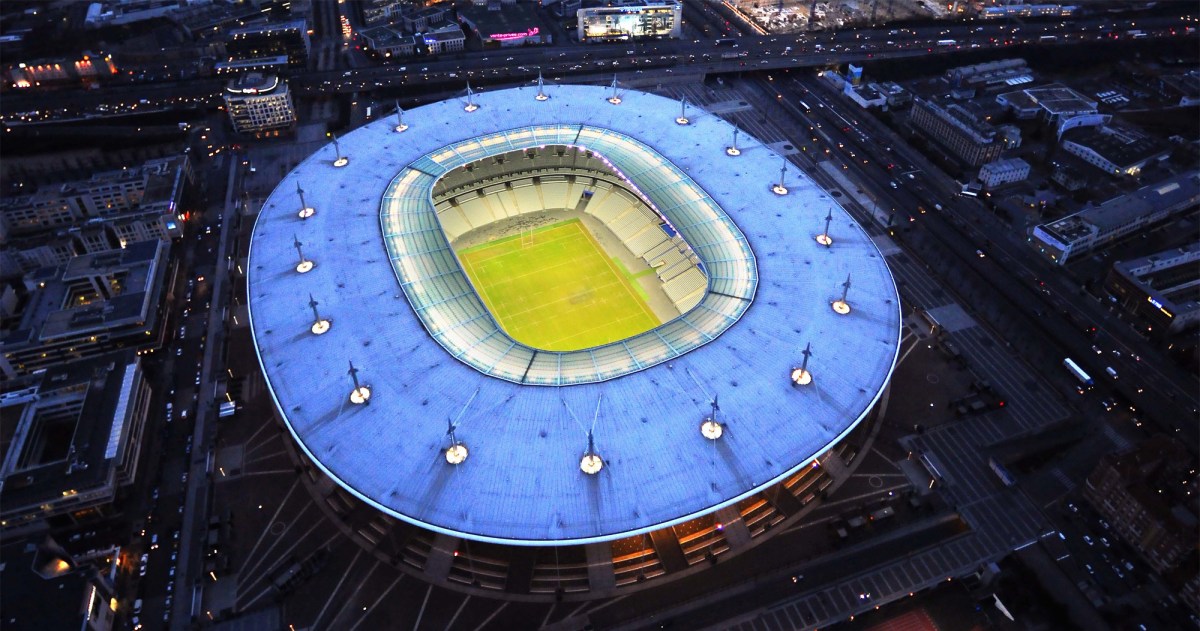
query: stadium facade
[{"left": 247, "top": 84, "right": 901, "bottom": 599}]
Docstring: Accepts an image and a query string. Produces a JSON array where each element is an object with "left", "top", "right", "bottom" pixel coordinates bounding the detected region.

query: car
[
  {"left": 1084, "top": 535, "right": 1094, "bottom": 546},
  {"left": 1092, "top": 345, "right": 1102, "bottom": 354},
  {"left": 1085, "top": 563, "right": 1095, "bottom": 574},
  {"left": 1124, "top": 560, "right": 1134, "bottom": 571},
  {"left": 133, "top": 599, "right": 143, "bottom": 614},
  {"left": 889, "top": 181, "right": 899, "bottom": 189},
  {"left": 1066, "top": 502, "right": 1079, "bottom": 513},
  {"left": 176, "top": 348, "right": 183, "bottom": 356},
  {"left": 195, "top": 374, "right": 201, "bottom": 386},
  {"left": 150, "top": 535, "right": 159, "bottom": 550},
  {"left": 976, "top": 249, "right": 986, "bottom": 258},
  {"left": 170, "top": 552, "right": 178, "bottom": 562},
  {"left": 1100, "top": 519, "right": 1111, "bottom": 530},
  {"left": 1101, "top": 536, "right": 1111, "bottom": 547},
  {"left": 151, "top": 487, "right": 159, "bottom": 501},
  {"left": 169, "top": 566, "right": 175, "bottom": 577},
  {"left": 181, "top": 472, "right": 189, "bottom": 484},
  {"left": 173, "top": 529, "right": 180, "bottom": 541}
]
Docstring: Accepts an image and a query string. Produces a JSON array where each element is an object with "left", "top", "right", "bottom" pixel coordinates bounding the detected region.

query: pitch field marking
[
  {"left": 458, "top": 220, "right": 660, "bottom": 350},
  {"left": 577, "top": 222, "right": 658, "bottom": 324}
]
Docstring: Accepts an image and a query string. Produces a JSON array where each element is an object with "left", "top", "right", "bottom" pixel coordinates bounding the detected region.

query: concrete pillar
[
  {"left": 715, "top": 506, "right": 752, "bottom": 549},
  {"left": 584, "top": 541, "right": 616, "bottom": 592},
  {"left": 423, "top": 532, "right": 459, "bottom": 582}
]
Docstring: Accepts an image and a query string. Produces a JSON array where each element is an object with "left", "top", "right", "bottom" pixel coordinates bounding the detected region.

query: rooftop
[
  {"left": 0, "top": 353, "right": 137, "bottom": 518},
  {"left": 247, "top": 84, "right": 900, "bottom": 545},
  {"left": 226, "top": 72, "right": 283, "bottom": 95},
  {"left": 1021, "top": 83, "right": 1098, "bottom": 115},
  {"left": 1062, "top": 126, "right": 1168, "bottom": 169},
  {"left": 1038, "top": 171, "right": 1200, "bottom": 245}
]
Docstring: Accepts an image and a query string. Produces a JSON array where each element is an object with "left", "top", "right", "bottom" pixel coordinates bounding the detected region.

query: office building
[
  {"left": 214, "top": 54, "right": 289, "bottom": 76},
  {"left": 457, "top": 3, "right": 550, "bottom": 47},
  {"left": 909, "top": 98, "right": 1004, "bottom": 167},
  {"left": 0, "top": 241, "right": 170, "bottom": 378},
  {"left": 0, "top": 353, "right": 151, "bottom": 532},
  {"left": 361, "top": 26, "right": 418, "bottom": 57},
  {"left": 1031, "top": 171, "right": 1200, "bottom": 264},
  {"left": 223, "top": 73, "right": 296, "bottom": 136},
  {"left": 577, "top": 3, "right": 682, "bottom": 42},
  {"left": 978, "top": 158, "right": 1031, "bottom": 189},
  {"left": 400, "top": 6, "right": 447, "bottom": 32},
  {"left": 225, "top": 19, "right": 310, "bottom": 68},
  {"left": 362, "top": 0, "right": 404, "bottom": 25},
  {"left": 1105, "top": 243, "right": 1200, "bottom": 336},
  {"left": 0, "top": 537, "right": 120, "bottom": 630},
  {"left": 422, "top": 25, "right": 467, "bottom": 54},
  {"left": 1083, "top": 436, "right": 1198, "bottom": 574},
  {"left": 996, "top": 83, "right": 1097, "bottom": 123},
  {"left": 1061, "top": 126, "right": 1170, "bottom": 177},
  {"left": 0, "top": 156, "right": 192, "bottom": 276}
]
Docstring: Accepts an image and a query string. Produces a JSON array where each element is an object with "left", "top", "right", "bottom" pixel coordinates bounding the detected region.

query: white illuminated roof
[{"left": 247, "top": 84, "right": 901, "bottom": 545}]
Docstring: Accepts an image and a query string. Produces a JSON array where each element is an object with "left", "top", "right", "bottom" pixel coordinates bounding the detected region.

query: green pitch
[{"left": 457, "top": 219, "right": 661, "bottom": 351}]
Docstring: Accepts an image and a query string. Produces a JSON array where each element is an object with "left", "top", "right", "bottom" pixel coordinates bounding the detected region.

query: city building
[
  {"left": 225, "top": 19, "right": 310, "bottom": 68},
  {"left": 0, "top": 155, "right": 193, "bottom": 275},
  {"left": 1061, "top": 126, "right": 1170, "bottom": 177},
  {"left": 458, "top": 3, "right": 551, "bottom": 47},
  {"left": 979, "top": 3, "right": 1077, "bottom": 19},
  {"left": 1105, "top": 243, "right": 1200, "bottom": 336},
  {"left": 577, "top": 3, "right": 682, "bottom": 42},
  {"left": 0, "top": 537, "right": 120, "bottom": 630},
  {"left": 947, "top": 59, "right": 1032, "bottom": 90},
  {"left": 1083, "top": 436, "right": 1198, "bottom": 574},
  {"left": 1156, "top": 70, "right": 1200, "bottom": 107},
  {"left": 362, "top": 0, "right": 404, "bottom": 25},
  {"left": 995, "top": 83, "right": 1097, "bottom": 123},
  {"left": 978, "top": 157, "right": 1031, "bottom": 189},
  {"left": 84, "top": 0, "right": 195, "bottom": 27},
  {"left": 1031, "top": 171, "right": 1200, "bottom": 264},
  {"left": 223, "top": 73, "right": 296, "bottom": 136},
  {"left": 400, "top": 6, "right": 447, "bottom": 33},
  {"left": 0, "top": 352, "right": 151, "bottom": 532},
  {"left": 245, "top": 85, "right": 900, "bottom": 598},
  {"left": 214, "top": 54, "right": 289, "bottom": 76},
  {"left": 421, "top": 24, "right": 467, "bottom": 54},
  {"left": 878, "top": 82, "right": 911, "bottom": 108},
  {"left": 4, "top": 52, "right": 118, "bottom": 90},
  {"left": 0, "top": 241, "right": 171, "bottom": 378},
  {"left": 360, "top": 26, "right": 418, "bottom": 58},
  {"left": 908, "top": 97, "right": 1004, "bottom": 167},
  {"left": 543, "top": 0, "right": 583, "bottom": 18}
]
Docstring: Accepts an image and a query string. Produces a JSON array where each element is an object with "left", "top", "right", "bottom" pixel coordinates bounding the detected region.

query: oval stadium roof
[{"left": 247, "top": 84, "right": 902, "bottom": 545}]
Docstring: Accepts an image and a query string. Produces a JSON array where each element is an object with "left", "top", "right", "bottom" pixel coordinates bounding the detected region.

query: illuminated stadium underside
[{"left": 247, "top": 84, "right": 901, "bottom": 597}]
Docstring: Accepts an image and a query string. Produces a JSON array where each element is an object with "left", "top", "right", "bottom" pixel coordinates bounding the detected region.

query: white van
[{"left": 1105, "top": 366, "right": 1118, "bottom": 379}]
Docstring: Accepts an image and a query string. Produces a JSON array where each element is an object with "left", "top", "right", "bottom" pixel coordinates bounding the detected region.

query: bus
[
  {"left": 1063, "top": 357, "right": 1093, "bottom": 389},
  {"left": 937, "top": 39, "right": 957, "bottom": 46},
  {"left": 798, "top": 100, "right": 812, "bottom": 113},
  {"left": 988, "top": 457, "right": 1017, "bottom": 487},
  {"left": 716, "top": 38, "right": 737, "bottom": 46}
]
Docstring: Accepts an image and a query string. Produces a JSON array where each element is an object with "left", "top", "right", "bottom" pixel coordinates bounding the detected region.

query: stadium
[{"left": 246, "top": 83, "right": 901, "bottom": 599}]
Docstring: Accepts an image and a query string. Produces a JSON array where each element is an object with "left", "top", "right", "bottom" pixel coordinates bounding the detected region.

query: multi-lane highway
[{"left": 2, "top": 13, "right": 1195, "bottom": 124}]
